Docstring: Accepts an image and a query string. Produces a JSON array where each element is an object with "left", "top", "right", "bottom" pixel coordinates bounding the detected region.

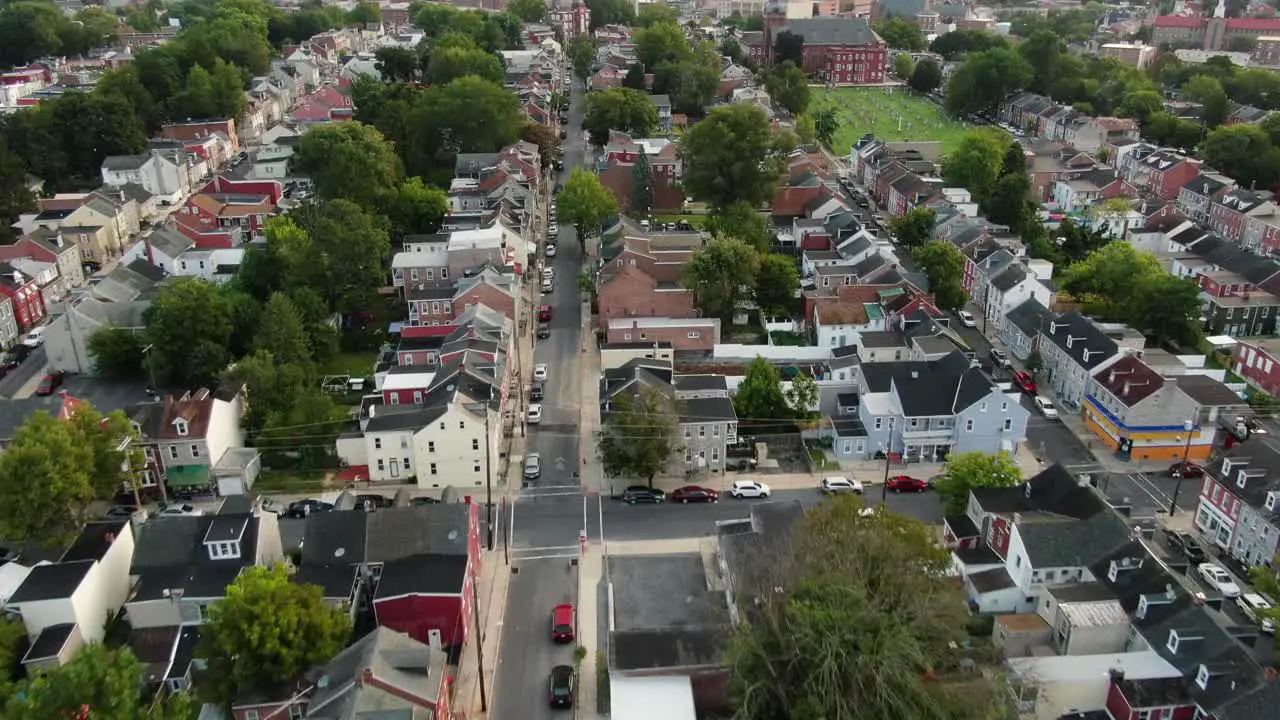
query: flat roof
[{"left": 611, "top": 676, "right": 696, "bottom": 720}]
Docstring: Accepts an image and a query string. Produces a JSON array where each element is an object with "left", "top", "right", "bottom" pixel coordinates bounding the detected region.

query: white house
[
  {"left": 982, "top": 262, "right": 1055, "bottom": 335},
  {"left": 172, "top": 247, "right": 245, "bottom": 283},
  {"left": 100, "top": 149, "right": 204, "bottom": 206}
]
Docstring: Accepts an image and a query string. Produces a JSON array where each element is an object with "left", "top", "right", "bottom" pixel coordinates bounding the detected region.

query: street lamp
[{"left": 1167, "top": 418, "right": 1196, "bottom": 516}]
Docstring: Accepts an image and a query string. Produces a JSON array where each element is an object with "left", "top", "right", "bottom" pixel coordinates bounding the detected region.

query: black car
[
  {"left": 549, "top": 665, "right": 575, "bottom": 709},
  {"left": 530, "top": 382, "right": 545, "bottom": 401},
  {"left": 537, "top": 322, "right": 551, "bottom": 339},
  {"left": 287, "top": 499, "right": 334, "bottom": 518},
  {"left": 409, "top": 496, "right": 441, "bottom": 506},
  {"left": 356, "top": 494, "right": 391, "bottom": 510},
  {"left": 1164, "top": 529, "right": 1208, "bottom": 564},
  {"left": 621, "top": 486, "right": 666, "bottom": 504}
]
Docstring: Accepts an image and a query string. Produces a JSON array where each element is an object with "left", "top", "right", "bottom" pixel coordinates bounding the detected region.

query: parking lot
[{"left": 59, "top": 375, "right": 157, "bottom": 413}]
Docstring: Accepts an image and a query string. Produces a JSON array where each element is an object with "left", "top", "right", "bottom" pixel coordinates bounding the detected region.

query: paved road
[
  {"left": 0, "top": 346, "right": 46, "bottom": 398},
  {"left": 490, "top": 71, "right": 590, "bottom": 720}
]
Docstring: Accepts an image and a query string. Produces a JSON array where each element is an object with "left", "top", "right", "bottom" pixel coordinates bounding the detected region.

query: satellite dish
[
  {"left": 334, "top": 547, "right": 346, "bottom": 558},
  {"left": 447, "top": 530, "right": 459, "bottom": 541}
]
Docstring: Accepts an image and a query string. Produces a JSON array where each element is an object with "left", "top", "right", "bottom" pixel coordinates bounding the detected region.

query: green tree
[
  {"left": 734, "top": 356, "right": 792, "bottom": 422},
  {"left": 728, "top": 496, "right": 1002, "bottom": 720},
  {"left": 1184, "top": 74, "right": 1230, "bottom": 128},
  {"left": 583, "top": 87, "right": 660, "bottom": 146},
  {"left": 682, "top": 237, "right": 760, "bottom": 323},
  {"left": 622, "top": 62, "right": 647, "bottom": 90},
  {"left": 381, "top": 177, "right": 448, "bottom": 239},
  {"left": 773, "top": 29, "right": 804, "bottom": 66},
  {"left": 877, "top": 17, "right": 927, "bottom": 51},
  {"left": 1059, "top": 241, "right": 1163, "bottom": 317},
  {"left": 720, "top": 36, "right": 744, "bottom": 64},
  {"left": 813, "top": 107, "right": 839, "bottom": 147},
  {"left": 908, "top": 58, "right": 942, "bottom": 94},
  {"left": 347, "top": 1, "right": 382, "bottom": 26},
  {"left": 304, "top": 199, "right": 393, "bottom": 314},
  {"left": 586, "top": 0, "right": 635, "bottom": 29},
  {"left": 144, "top": 278, "right": 236, "bottom": 387},
  {"left": 0, "top": 616, "right": 25, "bottom": 692},
  {"left": 985, "top": 172, "right": 1031, "bottom": 228},
  {"left": 254, "top": 293, "right": 313, "bottom": 367},
  {"left": 1130, "top": 274, "right": 1205, "bottom": 349},
  {"left": 652, "top": 42, "right": 721, "bottom": 114},
  {"left": 522, "top": 121, "right": 560, "bottom": 169},
  {"left": 1199, "top": 123, "right": 1280, "bottom": 190},
  {"left": 935, "top": 451, "right": 1022, "bottom": 515},
  {"left": 632, "top": 151, "right": 653, "bottom": 214},
  {"left": 635, "top": 20, "right": 691, "bottom": 69},
  {"left": 374, "top": 46, "right": 420, "bottom": 82},
  {"left": 0, "top": 411, "right": 96, "bottom": 543},
  {"left": 598, "top": 387, "right": 678, "bottom": 487},
  {"left": 942, "top": 127, "right": 1012, "bottom": 204},
  {"left": 913, "top": 241, "right": 967, "bottom": 311},
  {"left": 786, "top": 373, "right": 819, "bottom": 418},
  {"left": 569, "top": 35, "right": 597, "bottom": 83},
  {"left": 425, "top": 43, "right": 505, "bottom": 85},
  {"left": 0, "top": 2, "right": 69, "bottom": 69},
  {"left": 680, "top": 103, "right": 782, "bottom": 210},
  {"left": 945, "top": 47, "right": 1033, "bottom": 116},
  {"left": 636, "top": 3, "right": 680, "bottom": 27},
  {"left": 893, "top": 52, "right": 915, "bottom": 80},
  {"left": 198, "top": 565, "right": 351, "bottom": 705},
  {"left": 291, "top": 121, "right": 402, "bottom": 206},
  {"left": 707, "top": 201, "right": 774, "bottom": 253},
  {"left": 764, "top": 60, "right": 811, "bottom": 115},
  {"left": 929, "top": 28, "right": 1009, "bottom": 60},
  {"left": 256, "top": 387, "right": 343, "bottom": 469},
  {"left": 557, "top": 168, "right": 619, "bottom": 254},
  {"left": 755, "top": 254, "right": 800, "bottom": 316},
  {"left": 1019, "top": 29, "right": 1066, "bottom": 94},
  {"left": 888, "top": 206, "right": 936, "bottom": 250},
  {"left": 0, "top": 145, "right": 34, "bottom": 239},
  {"left": 223, "top": 350, "right": 309, "bottom": 434},
  {"left": 508, "top": 0, "right": 549, "bottom": 22},
  {"left": 1248, "top": 566, "right": 1280, "bottom": 627},
  {"left": 0, "top": 644, "right": 189, "bottom": 720}
]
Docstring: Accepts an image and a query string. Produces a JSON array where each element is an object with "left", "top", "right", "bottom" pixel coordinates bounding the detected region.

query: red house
[
  {"left": 172, "top": 177, "right": 282, "bottom": 248},
  {"left": 763, "top": 14, "right": 887, "bottom": 85},
  {"left": 1233, "top": 338, "right": 1280, "bottom": 396},
  {"left": 1208, "top": 188, "right": 1267, "bottom": 243},
  {"left": 298, "top": 504, "right": 482, "bottom": 651},
  {"left": 0, "top": 263, "right": 47, "bottom": 330},
  {"left": 381, "top": 366, "right": 438, "bottom": 406},
  {"left": 160, "top": 119, "right": 239, "bottom": 156}
]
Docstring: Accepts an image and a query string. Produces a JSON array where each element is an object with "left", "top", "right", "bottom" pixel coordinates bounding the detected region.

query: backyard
[{"left": 813, "top": 87, "right": 971, "bottom": 156}]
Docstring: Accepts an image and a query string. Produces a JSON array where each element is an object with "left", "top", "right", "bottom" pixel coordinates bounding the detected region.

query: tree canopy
[
  {"left": 583, "top": 87, "right": 660, "bottom": 146},
  {"left": 290, "top": 121, "right": 402, "bottom": 206},
  {"left": 557, "top": 168, "right": 619, "bottom": 254},
  {"left": 2, "top": 644, "right": 195, "bottom": 720},
  {"left": 935, "top": 451, "right": 1022, "bottom": 515},
  {"left": 913, "top": 241, "right": 967, "bottom": 311},
  {"left": 763, "top": 61, "right": 811, "bottom": 116},
  {"left": 682, "top": 237, "right": 760, "bottom": 323},
  {"left": 598, "top": 387, "right": 678, "bottom": 487},
  {"left": 680, "top": 104, "right": 783, "bottom": 210}
]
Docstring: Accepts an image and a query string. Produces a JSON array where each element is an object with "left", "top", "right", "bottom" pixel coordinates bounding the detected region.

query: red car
[
  {"left": 1013, "top": 370, "right": 1037, "bottom": 394},
  {"left": 35, "top": 371, "right": 65, "bottom": 396},
  {"left": 886, "top": 475, "right": 929, "bottom": 493},
  {"left": 539, "top": 304, "right": 553, "bottom": 322},
  {"left": 551, "top": 603, "right": 575, "bottom": 643},
  {"left": 671, "top": 485, "right": 719, "bottom": 503},
  {"left": 1169, "top": 462, "right": 1205, "bottom": 479}
]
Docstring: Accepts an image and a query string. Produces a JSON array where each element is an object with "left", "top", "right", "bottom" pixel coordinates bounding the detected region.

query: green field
[{"left": 812, "top": 87, "right": 971, "bottom": 156}]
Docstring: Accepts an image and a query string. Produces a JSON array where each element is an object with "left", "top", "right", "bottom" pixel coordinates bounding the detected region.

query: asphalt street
[
  {"left": 0, "top": 346, "right": 46, "bottom": 398},
  {"left": 490, "top": 72, "right": 590, "bottom": 720}
]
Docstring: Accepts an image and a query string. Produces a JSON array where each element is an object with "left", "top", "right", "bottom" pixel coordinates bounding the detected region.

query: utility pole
[
  {"left": 880, "top": 419, "right": 894, "bottom": 505},
  {"left": 483, "top": 397, "right": 495, "bottom": 550},
  {"left": 471, "top": 568, "right": 488, "bottom": 713},
  {"left": 1168, "top": 418, "right": 1196, "bottom": 516}
]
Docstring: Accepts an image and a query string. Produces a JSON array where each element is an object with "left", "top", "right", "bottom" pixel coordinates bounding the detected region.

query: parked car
[
  {"left": 537, "top": 322, "right": 551, "bottom": 339},
  {"left": 621, "top": 486, "right": 665, "bottom": 504},
  {"left": 958, "top": 310, "right": 977, "bottom": 327},
  {"left": 1168, "top": 462, "right": 1204, "bottom": 479},
  {"left": 355, "top": 494, "right": 391, "bottom": 510},
  {"left": 1013, "top": 370, "right": 1037, "bottom": 394},
  {"left": 730, "top": 480, "right": 771, "bottom": 498},
  {"left": 549, "top": 665, "right": 574, "bottom": 708},
  {"left": 1033, "top": 396, "right": 1059, "bottom": 419},
  {"left": 671, "top": 485, "right": 719, "bottom": 503},
  {"left": 1163, "top": 530, "right": 1208, "bottom": 564},
  {"left": 539, "top": 305, "right": 553, "bottom": 321},
  {"left": 409, "top": 496, "right": 441, "bottom": 506},
  {"left": 545, "top": 243, "right": 557, "bottom": 257},
  {"left": 989, "top": 348, "right": 1011, "bottom": 369},
  {"left": 1236, "top": 593, "right": 1276, "bottom": 634},
  {"left": 1197, "top": 562, "right": 1243, "bottom": 598},
  {"left": 35, "top": 371, "right": 65, "bottom": 396},
  {"left": 155, "top": 503, "right": 203, "bottom": 518},
  {"left": 524, "top": 453, "right": 541, "bottom": 480},
  {"left": 530, "top": 382, "right": 545, "bottom": 401},
  {"left": 533, "top": 363, "right": 549, "bottom": 381},
  {"left": 286, "top": 499, "right": 334, "bottom": 518},
  {"left": 527, "top": 404, "right": 543, "bottom": 424},
  {"left": 886, "top": 475, "right": 929, "bottom": 493},
  {"left": 541, "top": 277, "right": 554, "bottom": 293},
  {"left": 0, "top": 547, "right": 21, "bottom": 565},
  {"left": 21, "top": 325, "right": 47, "bottom": 348},
  {"left": 551, "top": 603, "right": 576, "bottom": 643},
  {"left": 821, "top": 476, "right": 864, "bottom": 494},
  {"left": 103, "top": 505, "right": 138, "bottom": 520}
]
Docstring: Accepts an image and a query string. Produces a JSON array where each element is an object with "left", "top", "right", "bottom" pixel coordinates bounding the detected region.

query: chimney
[
  {"left": 1123, "top": 381, "right": 1131, "bottom": 396},
  {"left": 54, "top": 233, "right": 63, "bottom": 248}
]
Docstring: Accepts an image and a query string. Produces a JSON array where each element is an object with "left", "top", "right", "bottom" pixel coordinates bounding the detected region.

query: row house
[
  {"left": 1194, "top": 443, "right": 1280, "bottom": 561},
  {"left": 127, "top": 387, "right": 250, "bottom": 496},
  {"left": 1233, "top": 337, "right": 1280, "bottom": 396},
  {"left": 548, "top": 0, "right": 590, "bottom": 38},
  {"left": 1037, "top": 311, "right": 1125, "bottom": 410},
  {"left": 601, "top": 358, "right": 738, "bottom": 473},
  {"left": 597, "top": 262, "right": 698, "bottom": 344},
  {"left": 596, "top": 132, "right": 684, "bottom": 213},
  {"left": 1117, "top": 145, "right": 1203, "bottom": 202},
  {"left": 1169, "top": 230, "right": 1280, "bottom": 336},
  {"left": 0, "top": 265, "right": 47, "bottom": 332},
  {"left": 1083, "top": 354, "right": 1245, "bottom": 462},
  {"left": 408, "top": 267, "right": 517, "bottom": 328},
  {"left": 1000, "top": 92, "right": 1056, "bottom": 132},
  {"left": 239, "top": 68, "right": 306, "bottom": 141},
  {"left": 172, "top": 178, "right": 283, "bottom": 249},
  {"left": 1023, "top": 140, "right": 1101, "bottom": 203},
  {"left": 100, "top": 147, "right": 206, "bottom": 206},
  {"left": 885, "top": 171, "right": 943, "bottom": 217},
  {"left": 1176, "top": 173, "right": 1234, "bottom": 224},
  {"left": 395, "top": 305, "right": 510, "bottom": 366},
  {"left": 962, "top": 242, "right": 1016, "bottom": 306},
  {"left": 812, "top": 285, "right": 939, "bottom": 350},
  {"left": 392, "top": 234, "right": 450, "bottom": 293},
  {"left": 981, "top": 262, "right": 1055, "bottom": 335},
  {"left": 1207, "top": 187, "right": 1268, "bottom": 243},
  {"left": 1049, "top": 168, "right": 1133, "bottom": 216},
  {"left": 289, "top": 83, "right": 355, "bottom": 126},
  {"left": 159, "top": 119, "right": 240, "bottom": 162},
  {"left": 445, "top": 223, "right": 531, "bottom": 278},
  {"left": 26, "top": 190, "right": 141, "bottom": 262},
  {"left": 0, "top": 233, "right": 84, "bottom": 308}
]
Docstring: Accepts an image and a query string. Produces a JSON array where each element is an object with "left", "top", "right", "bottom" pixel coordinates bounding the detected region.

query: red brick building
[
  {"left": 0, "top": 263, "right": 47, "bottom": 330},
  {"left": 763, "top": 14, "right": 887, "bottom": 85}
]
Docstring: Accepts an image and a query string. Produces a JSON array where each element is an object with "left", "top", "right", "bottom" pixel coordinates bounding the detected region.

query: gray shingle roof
[
  {"left": 1005, "top": 298, "right": 1050, "bottom": 338},
  {"left": 860, "top": 351, "right": 992, "bottom": 416},
  {"left": 779, "top": 17, "right": 880, "bottom": 45},
  {"left": 1043, "top": 311, "right": 1119, "bottom": 372},
  {"left": 991, "top": 264, "right": 1029, "bottom": 292},
  {"left": 1014, "top": 510, "right": 1131, "bottom": 568}
]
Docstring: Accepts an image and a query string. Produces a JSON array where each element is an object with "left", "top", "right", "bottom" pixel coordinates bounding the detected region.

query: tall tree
[
  {"left": 69, "top": 403, "right": 144, "bottom": 501},
  {"left": 583, "top": 87, "right": 660, "bottom": 146},
  {"left": 255, "top": 293, "right": 313, "bottom": 367},
  {"left": 680, "top": 103, "right": 782, "bottom": 209},
  {"left": 290, "top": 121, "right": 402, "bottom": 206},
  {"left": 908, "top": 58, "right": 942, "bottom": 93},
  {"left": 888, "top": 207, "right": 936, "bottom": 250},
  {"left": 707, "top": 201, "right": 774, "bottom": 253},
  {"left": 635, "top": 3, "right": 680, "bottom": 27},
  {"left": 222, "top": 350, "right": 309, "bottom": 434},
  {"left": 893, "top": 53, "right": 915, "bottom": 80},
  {"left": 622, "top": 62, "right": 647, "bottom": 90},
  {"left": 876, "top": 17, "right": 927, "bottom": 51},
  {"left": 303, "top": 199, "right": 393, "bottom": 314},
  {"left": 934, "top": 451, "right": 1022, "bottom": 515},
  {"left": 764, "top": 60, "right": 811, "bottom": 115},
  {"left": 198, "top": 566, "right": 351, "bottom": 705},
  {"left": 1199, "top": 123, "right": 1280, "bottom": 191},
  {"left": 598, "top": 387, "right": 678, "bottom": 487},
  {"left": 1018, "top": 29, "right": 1066, "bottom": 94},
  {"left": 425, "top": 43, "right": 505, "bottom": 85},
  {"left": 913, "top": 241, "right": 967, "bottom": 311},
  {"left": 85, "top": 327, "right": 144, "bottom": 380},
  {"left": 945, "top": 46, "right": 1032, "bottom": 116},
  {"left": 1183, "top": 74, "right": 1229, "bottom": 128},
  {"left": 144, "top": 278, "right": 236, "bottom": 387},
  {"left": 734, "top": 357, "right": 792, "bottom": 422},
  {"left": 374, "top": 46, "right": 420, "bottom": 82},
  {"left": 0, "top": 411, "right": 96, "bottom": 543},
  {"left": 1, "top": 644, "right": 194, "bottom": 720},
  {"left": 1130, "top": 274, "right": 1204, "bottom": 349},
  {"left": 682, "top": 237, "right": 760, "bottom": 322},
  {"left": 557, "top": 168, "right": 619, "bottom": 254},
  {"left": 631, "top": 151, "right": 653, "bottom": 214},
  {"left": 569, "top": 35, "right": 597, "bottom": 82},
  {"left": 0, "top": 144, "right": 35, "bottom": 240},
  {"left": 728, "top": 496, "right": 1003, "bottom": 720},
  {"left": 381, "top": 177, "right": 448, "bottom": 239},
  {"left": 812, "top": 107, "right": 839, "bottom": 147},
  {"left": 773, "top": 30, "right": 804, "bottom": 66},
  {"left": 942, "top": 127, "right": 1012, "bottom": 204},
  {"left": 755, "top": 254, "right": 800, "bottom": 316},
  {"left": 635, "top": 20, "right": 691, "bottom": 69},
  {"left": 508, "top": 0, "right": 549, "bottom": 22}
]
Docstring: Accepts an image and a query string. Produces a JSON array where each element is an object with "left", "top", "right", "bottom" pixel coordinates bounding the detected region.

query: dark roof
[
  {"left": 609, "top": 627, "right": 727, "bottom": 671},
  {"left": 972, "top": 464, "right": 1106, "bottom": 521},
  {"left": 364, "top": 403, "right": 449, "bottom": 433},
  {"left": 373, "top": 554, "right": 469, "bottom": 599},
  {"left": 1207, "top": 438, "right": 1280, "bottom": 516},
  {"left": 8, "top": 560, "right": 95, "bottom": 603},
  {"left": 1046, "top": 582, "right": 1116, "bottom": 603},
  {"left": 1175, "top": 374, "right": 1246, "bottom": 407},
  {"left": 59, "top": 520, "right": 128, "bottom": 562},
  {"left": 1043, "top": 312, "right": 1119, "bottom": 371},
  {"left": 602, "top": 341, "right": 674, "bottom": 350},
  {"left": 1186, "top": 235, "right": 1280, "bottom": 288},
  {"left": 23, "top": 623, "right": 76, "bottom": 663},
  {"left": 680, "top": 396, "right": 736, "bottom": 423},
  {"left": 673, "top": 375, "right": 728, "bottom": 392},
  {"left": 779, "top": 16, "right": 879, "bottom": 45},
  {"left": 836, "top": 392, "right": 858, "bottom": 408},
  {"left": 1093, "top": 355, "right": 1164, "bottom": 408},
  {"left": 945, "top": 514, "right": 980, "bottom": 539},
  {"left": 967, "top": 567, "right": 1016, "bottom": 592},
  {"left": 129, "top": 626, "right": 181, "bottom": 682},
  {"left": 1015, "top": 511, "right": 1132, "bottom": 568},
  {"left": 1217, "top": 681, "right": 1280, "bottom": 720},
  {"left": 991, "top": 264, "right": 1029, "bottom": 292},
  {"left": 166, "top": 626, "right": 201, "bottom": 681},
  {"left": 203, "top": 515, "right": 249, "bottom": 544},
  {"left": 1089, "top": 541, "right": 1187, "bottom": 614},
  {"left": 294, "top": 564, "right": 358, "bottom": 599},
  {"left": 859, "top": 351, "right": 993, "bottom": 416},
  {"left": 718, "top": 501, "right": 805, "bottom": 608},
  {"left": 859, "top": 330, "right": 907, "bottom": 348},
  {"left": 300, "top": 504, "right": 473, "bottom": 566},
  {"left": 130, "top": 514, "right": 261, "bottom": 601},
  {"left": 953, "top": 543, "right": 1001, "bottom": 566},
  {"left": 832, "top": 417, "right": 866, "bottom": 437},
  {"left": 1005, "top": 298, "right": 1050, "bottom": 338}
]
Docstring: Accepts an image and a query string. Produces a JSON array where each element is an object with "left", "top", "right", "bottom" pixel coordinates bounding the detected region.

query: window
[
  {"left": 1167, "top": 630, "right": 1180, "bottom": 654},
  {"left": 413, "top": 391, "right": 423, "bottom": 403},
  {"left": 1004, "top": 418, "right": 1013, "bottom": 431},
  {"left": 377, "top": 459, "right": 385, "bottom": 471},
  {"left": 168, "top": 446, "right": 178, "bottom": 460},
  {"left": 375, "top": 438, "right": 382, "bottom": 450},
  {"left": 684, "top": 427, "right": 691, "bottom": 439},
  {"left": 712, "top": 425, "right": 720, "bottom": 438},
  {"left": 404, "top": 355, "right": 413, "bottom": 366},
  {"left": 400, "top": 435, "right": 409, "bottom": 449},
  {"left": 624, "top": 333, "right": 632, "bottom": 341},
  {"left": 430, "top": 463, "right": 438, "bottom": 475},
  {"left": 175, "top": 419, "right": 188, "bottom": 436},
  {"left": 874, "top": 418, "right": 883, "bottom": 430},
  {"left": 191, "top": 444, "right": 200, "bottom": 458},
  {"left": 288, "top": 704, "right": 305, "bottom": 720},
  {"left": 403, "top": 458, "right": 411, "bottom": 470},
  {"left": 474, "top": 461, "right": 481, "bottom": 472},
  {"left": 441, "top": 268, "right": 449, "bottom": 279},
  {"left": 428, "top": 441, "right": 436, "bottom": 453},
  {"left": 473, "top": 439, "right": 480, "bottom": 450},
  {"left": 244, "top": 712, "right": 260, "bottom": 720},
  {"left": 459, "top": 421, "right": 465, "bottom": 429},
  {"left": 411, "top": 269, "right": 419, "bottom": 281},
  {"left": 1001, "top": 401, "right": 1008, "bottom": 412},
  {"left": 711, "top": 449, "right": 719, "bottom": 462},
  {"left": 685, "top": 449, "right": 692, "bottom": 463},
  {"left": 1195, "top": 664, "right": 1210, "bottom": 690},
  {"left": 687, "top": 331, "right": 700, "bottom": 339},
  {"left": 980, "top": 401, "right": 987, "bottom": 413},
  {"left": 699, "top": 426, "right": 706, "bottom": 438},
  {"left": 966, "top": 419, "right": 974, "bottom": 432}
]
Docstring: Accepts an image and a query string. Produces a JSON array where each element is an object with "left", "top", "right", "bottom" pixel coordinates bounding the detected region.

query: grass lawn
[
  {"left": 813, "top": 87, "right": 971, "bottom": 156},
  {"left": 808, "top": 446, "right": 829, "bottom": 471},
  {"left": 651, "top": 213, "right": 708, "bottom": 228},
  {"left": 320, "top": 352, "right": 377, "bottom": 378},
  {"left": 255, "top": 470, "right": 332, "bottom": 493}
]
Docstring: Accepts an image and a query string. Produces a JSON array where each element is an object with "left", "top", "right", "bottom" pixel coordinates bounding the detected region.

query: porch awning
[{"left": 166, "top": 465, "right": 211, "bottom": 487}]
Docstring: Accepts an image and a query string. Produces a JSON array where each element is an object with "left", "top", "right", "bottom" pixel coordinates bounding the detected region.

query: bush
[{"left": 966, "top": 614, "right": 995, "bottom": 637}]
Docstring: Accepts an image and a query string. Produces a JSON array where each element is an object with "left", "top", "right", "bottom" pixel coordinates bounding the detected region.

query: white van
[{"left": 21, "top": 326, "right": 47, "bottom": 348}]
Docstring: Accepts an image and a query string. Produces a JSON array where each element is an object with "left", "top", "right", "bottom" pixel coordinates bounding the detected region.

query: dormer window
[
  {"left": 1137, "top": 595, "right": 1149, "bottom": 619},
  {"left": 1266, "top": 492, "right": 1278, "bottom": 511},
  {"left": 175, "top": 419, "right": 189, "bottom": 437},
  {"left": 208, "top": 541, "right": 240, "bottom": 560},
  {"left": 1167, "top": 630, "right": 1180, "bottom": 654},
  {"left": 1195, "top": 664, "right": 1210, "bottom": 690}
]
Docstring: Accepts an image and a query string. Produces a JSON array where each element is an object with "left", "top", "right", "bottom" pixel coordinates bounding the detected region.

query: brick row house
[
  {"left": 172, "top": 176, "right": 284, "bottom": 250},
  {"left": 596, "top": 131, "right": 684, "bottom": 213},
  {"left": 595, "top": 230, "right": 720, "bottom": 350},
  {"left": 761, "top": 14, "right": 887, "bottom": 85},
  {"left": 1164, "top": 223, "right": 1280, "bottom": 336}
]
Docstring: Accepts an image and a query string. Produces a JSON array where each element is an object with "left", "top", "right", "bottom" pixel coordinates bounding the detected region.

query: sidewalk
[
  {"left": 451, "top": 544, "right": 509, "bottom": 720},
  {"left": 576, "top": 542, "right": 604, "bottom": 720},
  {"left": 579, "top": 324, "right": 601, "bottom": 494}
]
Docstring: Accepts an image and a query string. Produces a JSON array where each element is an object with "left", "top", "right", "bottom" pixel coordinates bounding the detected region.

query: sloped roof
[{"left": 859, "top": 351, "right": 992, "bottom": 416}]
